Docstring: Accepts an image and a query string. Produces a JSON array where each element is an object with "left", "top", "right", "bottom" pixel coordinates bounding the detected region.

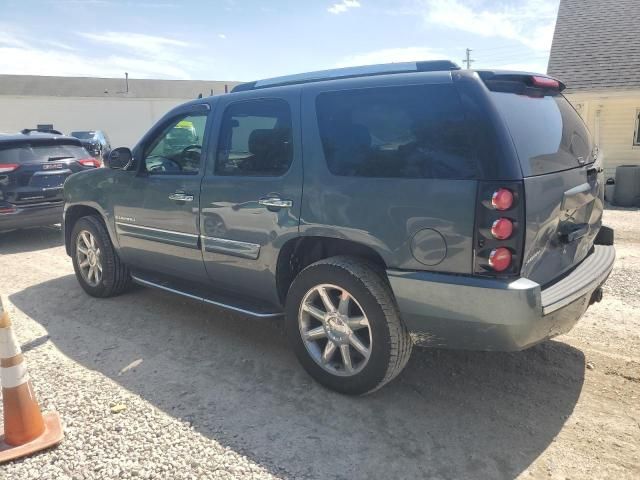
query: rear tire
[
  {"left": 285, "top": 256, "right": 412, "bottom": 395},
  {"left": 71, "top": 216, "right": 130, "bottom": 298}
]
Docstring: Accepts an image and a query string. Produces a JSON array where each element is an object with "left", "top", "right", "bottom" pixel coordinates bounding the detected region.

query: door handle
[
  {"left": 168, "top": 192, "right": 194, "bottom": 202},
  {"left": 258, "top": 197, "right": 293, "bottom": 208}
]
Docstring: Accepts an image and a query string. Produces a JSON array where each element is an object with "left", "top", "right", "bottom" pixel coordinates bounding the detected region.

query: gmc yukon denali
[{"left": 63, "top": 61, "right": 615, "bottom": 395}]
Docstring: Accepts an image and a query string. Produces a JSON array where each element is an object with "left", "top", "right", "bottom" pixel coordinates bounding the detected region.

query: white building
[{"left": 0, "top": 75, "right": 239, "bottom": 147}]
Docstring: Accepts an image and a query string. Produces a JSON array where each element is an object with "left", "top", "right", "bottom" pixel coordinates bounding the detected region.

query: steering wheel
[
  {"left": 147, "top": 156, "right": 182, "bottom": 173},
  {"left": 182, "top": 144, "right": 202, "bottom": 157}
]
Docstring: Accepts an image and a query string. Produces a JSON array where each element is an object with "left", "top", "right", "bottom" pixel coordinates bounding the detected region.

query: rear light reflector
[
  {"left": 0, "top": 207, "right": 16, "bottom": 214},
  {"left": 531, "top": 76, "right": 560, "bottom": 89},
  {"left": 491, "top": 218, "right": 513, "bottom": 240},
  {"left": 488, "top": 247, "right": 512, "bottom": 272},
  {"left": 491, "top": 188, "right": 513, "bottom": 211},
  {"left": 79, "top": 158, "right": 101, "bottom": 168},
  {"left": 0, "top": 164, "right": 20, "bottom": 173}
]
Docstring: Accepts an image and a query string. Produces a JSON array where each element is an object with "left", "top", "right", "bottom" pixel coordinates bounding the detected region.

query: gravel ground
[{"left": 0, "top": 207, "right": 638, "bottom": 480}]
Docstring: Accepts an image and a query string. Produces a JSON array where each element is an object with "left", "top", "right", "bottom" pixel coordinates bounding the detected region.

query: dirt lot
[{"left": 0, "top": 208, "right": 638, "bottom": 479}]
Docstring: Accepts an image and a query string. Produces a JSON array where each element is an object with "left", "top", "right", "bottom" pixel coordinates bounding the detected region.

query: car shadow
[
  {"left": 0, "top": 226, "right": 63, "bottom": 254},
  {"left": 11, "top": 275, "right": 585, "bottom": 480}
]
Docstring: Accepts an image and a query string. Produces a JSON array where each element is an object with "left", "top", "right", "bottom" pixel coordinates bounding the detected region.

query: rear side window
[
  {"left": 0, "top": 143, "right": 88, "bottom": 164},
  {"left": 491, "top": 93, "right": 593, "bottom": 176},
  {"left": 216, "top": 99, "right": 293, "bottom": 176},
  {"left": 315, "top": 84, "right": 475, "bottom": 179}
]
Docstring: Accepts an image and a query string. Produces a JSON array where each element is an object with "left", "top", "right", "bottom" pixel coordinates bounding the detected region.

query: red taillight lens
[
  {"left": 491, "top": 218, "right": 513, "bottom": 240},
  {"left": 489, "top": 247, "right": 512, "bottom": 272},
  {"left": 0, "top": 163, "right": 20, "bottom": 173},
  {"left": 531, "top": 76, "right": 560, "bottom": 89},
  {"left": 491, "top": 188, "right": 513, "bottom": 211},
  {"left": 79, "top": 158, "right": 101, "bottom": 168}
]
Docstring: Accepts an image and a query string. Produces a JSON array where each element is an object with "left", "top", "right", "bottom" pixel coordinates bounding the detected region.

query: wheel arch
[
  {"left": 276, "top": 235, "right": 389, "bottom": 305},
  {"left": 64, "top": 204, "right": 112, "bottom": 256}
]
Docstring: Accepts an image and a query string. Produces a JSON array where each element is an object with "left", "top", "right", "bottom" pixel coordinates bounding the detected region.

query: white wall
[
  {"left": 566, "top": 91, "right": 640, "bottom": 179},
  {"left": 0, "top": 96, "right": 194, "bottom": 148}
]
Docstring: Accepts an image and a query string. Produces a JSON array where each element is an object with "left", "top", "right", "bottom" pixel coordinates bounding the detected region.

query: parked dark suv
[
  {"left": 0, "top": 131, "right": 99, "bottom": 231},
  {"left": 63, "top": 61, "right": 615, "bottom": 394},
  {"left": 69, "top": 130, "right": 111, "bottom": 161}
]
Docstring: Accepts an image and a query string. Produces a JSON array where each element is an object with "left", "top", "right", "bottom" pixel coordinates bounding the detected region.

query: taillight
[
  {"left": 0, "top": 164, "right": 20, "bottom": 173},
  {"left": 474, "top": 181, "right": 524, "bottom": 276},
  {"left": 488, "top": 247, "right": 512, "bottom": 272},
  {"left": 79, "top": 158, "right": 101, "bottom": 168},
  {"left": 491, "top": 188, "right": 513, "bottom": 211},
  {"left": 531, "top": 76, "right": 560, "bottom": 89},
  {"left": 491, "top": 218, "right": 513, "bottom": 240}
]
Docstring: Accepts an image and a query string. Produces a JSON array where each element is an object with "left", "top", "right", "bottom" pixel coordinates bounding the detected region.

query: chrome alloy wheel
[
  {"left": 76, "top": 230, "right": 103, "bottom": 287},
  {"left": 298, "top": 284, "right": 372, "bottom": 376}
]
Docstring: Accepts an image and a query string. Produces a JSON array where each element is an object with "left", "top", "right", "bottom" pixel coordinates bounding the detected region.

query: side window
[
  {"left": 634, "top": 110, "right": 640, "bottom": 147},
  {"left": 216, "top": 99, "right": 293, "bottom": 176},
  {"left": 315, "top": 84, "right": 475, "bottom": 179},
  {"left": 143, "top": 113, "right": 208, "bottom": 175}
]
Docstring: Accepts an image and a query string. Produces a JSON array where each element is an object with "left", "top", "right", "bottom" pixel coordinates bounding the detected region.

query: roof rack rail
[
  {"left": 21, "top": 128, "right": 63, "bottom": 135},
  {"left": 232, "top": 60, "right": 460, "bottom": 92}
]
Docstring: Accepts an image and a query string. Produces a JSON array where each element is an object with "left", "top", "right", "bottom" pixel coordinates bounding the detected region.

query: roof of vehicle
[
  {"left": 0, "top": 131, "right": 82, "bottom": 145},
  {"left": 232, "top": 60, "right": 461, "bottom": 92}
]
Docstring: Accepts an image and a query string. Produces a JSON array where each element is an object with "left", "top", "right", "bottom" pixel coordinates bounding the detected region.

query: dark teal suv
[{"left": 63, "top": 61, "right": 615, "bottom": 395}]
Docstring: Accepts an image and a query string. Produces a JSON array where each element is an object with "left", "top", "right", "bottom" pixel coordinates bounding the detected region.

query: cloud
[
  {"left": 218, "top": 33, "right": 227, "bottom": 40},
  {"left": 328, "top": 0, "right": 361, "bottom": 15},
  {"left": 421, "top": 0, "right": 558, "bottom": 51},
  {"left": 0, "top": 28, "right": 196, "bottom": 79},
  {"left": 334, "top": 46, "right": 445, "bottom": 68}
]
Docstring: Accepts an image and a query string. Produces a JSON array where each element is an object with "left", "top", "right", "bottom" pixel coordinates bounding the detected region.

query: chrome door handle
[
  {"left": 258, "top": 197, "right": 293, "bottom": 208},
  {"left": 168, "top": 192, "right": 194, "bottom": 202}
]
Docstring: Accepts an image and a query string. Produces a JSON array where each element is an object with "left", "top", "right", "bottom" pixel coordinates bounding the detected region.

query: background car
[
  {"left": 69, "top": 130, "right": 111, "bottom": 161},
  {"left": 0, "top": 130, "right": 99, "bottom": 231}
]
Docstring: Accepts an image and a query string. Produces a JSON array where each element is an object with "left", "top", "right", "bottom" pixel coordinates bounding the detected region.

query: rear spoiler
[{"left": 477, "top": 71, "right": 566, "bottom": 95}]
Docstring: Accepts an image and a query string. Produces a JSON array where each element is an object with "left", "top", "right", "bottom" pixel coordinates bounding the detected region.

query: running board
[{"left": 131, "top": 275, "right": 283, "bottom": 319}]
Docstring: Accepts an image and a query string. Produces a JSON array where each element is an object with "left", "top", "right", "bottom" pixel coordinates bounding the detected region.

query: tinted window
[
  {"left": 143, "top": 113, "right": 207, "bottom": 175},
  {"left": 0, "top": 143, "right": 88, "bottom": 164},
  {"left": 71, "top": 131, "right": 96, "bottom": 140},
  {"left": 315, "top": 84, "right": 474, "bottom": 179},
  {"left": 491, "top": 93, "right": 593, "bottom": 176},
  {"left": 216, "top": 99, "right": 293, "bottom": 176}
]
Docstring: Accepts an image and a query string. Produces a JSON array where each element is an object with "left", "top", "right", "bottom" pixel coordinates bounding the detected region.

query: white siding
[
  {"left": 565, "top": 91, "right": 640, "bottom": 179},
  {"left": 0, "top": 96, "right": 194, "bottom": 148}
]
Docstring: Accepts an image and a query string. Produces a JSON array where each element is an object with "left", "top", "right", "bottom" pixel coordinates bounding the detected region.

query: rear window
[
  {"left": 70, "top": 131, "right": 96, "bottom": 140},
  {"left": 491, "top": 93, "right": 593, "bottom": 176},
  {"left": 315, "top": 84, "right": 475, "bottom": 179},
  {"left": 0, "top": 143, "right": 88, "bottom": 164}
]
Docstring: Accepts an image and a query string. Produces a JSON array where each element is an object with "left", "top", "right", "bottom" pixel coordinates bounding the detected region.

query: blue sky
[{"left": 0, "top": 0, "right": 559, "bottom": 81}]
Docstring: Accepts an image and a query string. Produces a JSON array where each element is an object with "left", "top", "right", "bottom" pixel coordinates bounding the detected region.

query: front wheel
[
  {"left": 285, "top": 256, "right": 412, "bottom": 395},
  {"left": 71, "top": 216, "right": 130, "bottom": 297}
]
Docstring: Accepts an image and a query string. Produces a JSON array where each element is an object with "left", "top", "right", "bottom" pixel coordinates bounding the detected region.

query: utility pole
[{"left": 462, "top": 48, "right": 474, "bottom": 69}]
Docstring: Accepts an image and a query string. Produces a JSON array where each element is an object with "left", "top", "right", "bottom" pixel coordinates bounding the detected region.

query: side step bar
[{"left": 131, "top": 275, "right": 283, "bottom": 319}]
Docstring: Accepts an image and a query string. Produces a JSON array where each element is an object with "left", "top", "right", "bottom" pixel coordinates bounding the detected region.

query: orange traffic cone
[{"left": 0, "top": 296, "right": 63, "bottom": 463}]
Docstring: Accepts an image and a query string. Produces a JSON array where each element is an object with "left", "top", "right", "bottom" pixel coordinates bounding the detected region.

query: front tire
[
  {"left": 285, "top": 256, "right": 412, "bottom": 395},
  {"left": 71, "top": 216, "right": 130, "bottom": 297}
]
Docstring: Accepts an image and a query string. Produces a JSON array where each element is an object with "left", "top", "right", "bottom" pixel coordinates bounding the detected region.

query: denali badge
[{"left": 43, "top": 163, "right": 63, "bottom": 170}]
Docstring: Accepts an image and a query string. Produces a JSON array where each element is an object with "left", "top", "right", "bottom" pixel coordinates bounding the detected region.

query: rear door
[
  {"left": 0, "top": 140, "right": 90, "bottom": 206},
  {"left": 114, "top": 105, "right": 211, "bottom": 282},
  {"left": 491, "top": 90, "right": 603, "bottom": 285},
  {"left": 199, "top": 91, "right": 302, "bottom": 307}
]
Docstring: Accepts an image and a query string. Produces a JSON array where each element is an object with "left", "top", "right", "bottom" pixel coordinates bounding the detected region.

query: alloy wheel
[{"left": 76, "top": 230, "right": 103, "bottom": 287}]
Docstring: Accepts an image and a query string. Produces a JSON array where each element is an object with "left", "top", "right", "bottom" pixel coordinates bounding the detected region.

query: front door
[
  {"left": 114, "top": 106, "right": 211, "bottom": 282},
  {"left": 200, "top": 92, "right": 302, "bottom": 307}
]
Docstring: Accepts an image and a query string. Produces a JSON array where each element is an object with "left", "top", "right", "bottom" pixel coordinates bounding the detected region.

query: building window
[{"left": 634, "top": 110, "right": 640, "bottom": 146}]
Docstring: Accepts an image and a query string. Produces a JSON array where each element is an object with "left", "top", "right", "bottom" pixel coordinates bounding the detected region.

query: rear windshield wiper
[{"left": 48, "top": 156, "right": 73, "bottom": 161}]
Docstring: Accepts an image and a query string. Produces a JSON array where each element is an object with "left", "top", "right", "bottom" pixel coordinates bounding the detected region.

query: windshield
[
  {"left": 70, "top": 131, "right": 96, "bottom": 140},
  {"left": 491, "top": 93, "right": 593, "bottom": 176}
]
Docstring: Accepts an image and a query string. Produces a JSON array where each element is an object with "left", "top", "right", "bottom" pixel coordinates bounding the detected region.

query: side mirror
[{"left": 105, "top": 147, "right": 133, "bottom": 170}]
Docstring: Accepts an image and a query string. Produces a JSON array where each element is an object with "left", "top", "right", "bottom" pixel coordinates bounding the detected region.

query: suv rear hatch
[
  {"left": 484, "top": 72, "right": 603, "bottom": 286},
  {"left": 0, "top": 139, "right": 95, "bottom": 206}
]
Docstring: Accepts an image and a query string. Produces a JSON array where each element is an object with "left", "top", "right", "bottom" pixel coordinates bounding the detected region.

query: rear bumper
[
  {"left": 0, "top": 202, "right": 64, "bottom": 231},
  {"left": 387, "top": 245, "right": 615, "bottom": 351}
]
